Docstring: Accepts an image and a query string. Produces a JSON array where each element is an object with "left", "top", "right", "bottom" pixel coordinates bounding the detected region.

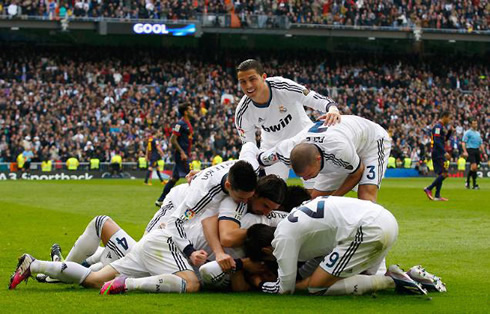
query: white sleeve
[
  {"left": 323, "top": 139, "right": 361, "bottom": 174},
  {"left": 281, "top": 77, "right": 338, "bottom": 113},
  {"left": 235, "top": 98, "right": 257, "bottom": 144},
  {"left": 239, "top": 142, "right": 260, "bottom": 173},
  {"left": 218, "top": 196, "right": 247, "bottom": 226},
  {"left": 261, "top": 233, "right": 300, "bottom": 294}
]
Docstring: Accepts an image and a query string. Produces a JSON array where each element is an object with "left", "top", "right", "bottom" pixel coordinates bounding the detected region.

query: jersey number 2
[{"left": 288, "top": 201, "right": 325, "bottom": 223}]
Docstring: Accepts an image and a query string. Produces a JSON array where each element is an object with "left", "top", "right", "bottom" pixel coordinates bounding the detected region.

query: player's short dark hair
[
  {"left": 281, "top": 185, "right": 311, "bottom": 213},
  {"left": 255, "top": 175, "right": 287, "bottom": 205},
  {"left": 440, "top": 111, "right": 450, "bottom": 119},
  {"left": 178, "top": 103, "right": 191, "bottom": 116},
  {"left": 244, "top": 224, "right": 275, "bottom": 261},
  {"left": 236, "top": 59, "right": 265, "bottom": 75},
  {"left": 228, "top": 160, "right": 257, "bottom": 192},
  {"left": 291, "top": 143, "right": 319, "bottom": 174}
]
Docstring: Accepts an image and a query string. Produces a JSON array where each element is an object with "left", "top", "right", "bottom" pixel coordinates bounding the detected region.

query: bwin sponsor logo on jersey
[{"left": 261, "top": 114, "right": 292, "bottom": 132}]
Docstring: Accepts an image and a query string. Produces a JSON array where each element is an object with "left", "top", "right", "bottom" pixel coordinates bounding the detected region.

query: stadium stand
[
  {"left": 0, "top": 0, "right": 487, "bottom": 30},
  {"left": 0, "top": 46, "right": 488, "bottom": 169}
]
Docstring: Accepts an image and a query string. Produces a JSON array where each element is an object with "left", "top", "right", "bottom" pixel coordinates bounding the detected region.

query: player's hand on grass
[
  {"left": 190, "top": 250, "right": 208, "bottom": 267},
  {"left": 216, "top": 252, "right": 236, "bottom": 272},
  {"left": 319, "top": 107, "right": 341, "bottom": 126}
]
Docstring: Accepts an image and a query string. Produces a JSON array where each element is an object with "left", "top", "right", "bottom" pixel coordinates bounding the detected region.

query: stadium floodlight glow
[{"left": 132, "top": 23, "right": 196, "bottom": 36}]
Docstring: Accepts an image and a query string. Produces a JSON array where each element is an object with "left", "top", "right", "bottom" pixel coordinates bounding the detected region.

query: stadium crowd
[
  {"left": 0, "top": 0, "right": 488, "bottom": 31},
  {"left": 0, "top": 47, "right": 488, "bottom": 168}
]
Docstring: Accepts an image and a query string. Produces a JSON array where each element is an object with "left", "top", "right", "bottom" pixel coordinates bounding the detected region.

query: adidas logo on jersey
[{"left": 261, "top": 114, "right": 292, "bottom": 133}]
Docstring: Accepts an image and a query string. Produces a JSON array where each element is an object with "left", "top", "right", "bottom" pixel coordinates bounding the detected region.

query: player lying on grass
[
  {"left": 259, "top": 115, "right": 391, "bottom": 202},
  {"left": 9, "top": 176, "right": 304, "bottom": 294},
  {"left": 9, "top": 160, "right": 258, "bottom": 293},
  {"left": 243, "top": 196, "right": 447, "bottom": 296}
]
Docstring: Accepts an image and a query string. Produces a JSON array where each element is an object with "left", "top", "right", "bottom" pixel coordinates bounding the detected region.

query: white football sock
[
  {"left": 309, "top": 275, "right": 395, "bottom": 296},
  {"left": 125, "top": 274, "right": 187, "bottom": 293},
  {"left": 65, "top": 216, "right": 109, "bottom": 263},
  {"left": 31, "top": 260, "right": 91, "bottom": 284},
  {"left": 199, "top": 261, "right": 230, "bottom": 289},
  {"left": 85, "top": 246, "right": 105, "bottom": 265}
]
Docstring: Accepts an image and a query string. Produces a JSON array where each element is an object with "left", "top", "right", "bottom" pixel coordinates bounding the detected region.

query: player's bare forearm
[
  {"left": 202, "top": 216, "right": 225, "bottom": 256},
  {"left": 332, "top": 162, "right": 364, "bottom": 197},
  {"left": 219, "top": 220, "right": 247, "bottom": 247}
]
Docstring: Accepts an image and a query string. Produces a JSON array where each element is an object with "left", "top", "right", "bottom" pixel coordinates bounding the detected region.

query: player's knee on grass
[{"left": 82, "top": 265, "right": 119, "bottom": 289}]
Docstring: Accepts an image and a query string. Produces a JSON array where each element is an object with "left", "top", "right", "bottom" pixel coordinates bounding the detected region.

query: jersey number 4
[
  {"left": 288, "top": 200, "right": 325, "bottom": 223},
  {"left": 116, "top": 237, "right": 129, "bottom": 250}
]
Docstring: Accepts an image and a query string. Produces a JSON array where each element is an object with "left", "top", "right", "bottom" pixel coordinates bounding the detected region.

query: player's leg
[
  {"left": 425, "top": 158, "right": 444, "bottom": 200},
  {"left": 101, "top": 229, "right": 199, "bottom": 294},
  {"left": 199, "top": 261, "right": 232, "bottom": 290},
  {"left": 434, "top": 161, "right": 448, "bottom": 200},
  {"left": 358, "top": 136, "right": 391, "bottom": 202},
  {"left": 308, "top": 209, "right": 402, "bottom": 296},
  {"left": 144, "top": 161, "right": 154, "bottom": 184},
  {"left": 470, "top": 150, "right": 480, "bottom": 189},
  {"left": 82, "top": 265, "right": 119, "bottom": 289},
  {"left": 9, "top": 254, "right": 92, "bottom": 289},
  {"left": 65, "top": 215, "right": 110, "bottom": 263},
  {"left": 156, "top": 166, "right": 180, "bottom": 202}
]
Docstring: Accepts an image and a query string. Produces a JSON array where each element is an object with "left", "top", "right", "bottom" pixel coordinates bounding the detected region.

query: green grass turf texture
[{"left": 0, "top": 178, "right": 489, "bottom": 313}]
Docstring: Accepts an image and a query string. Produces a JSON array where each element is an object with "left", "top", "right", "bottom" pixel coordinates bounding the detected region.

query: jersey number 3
[{"left": 288, "top": 200, "right": 325, "bottom": 223}]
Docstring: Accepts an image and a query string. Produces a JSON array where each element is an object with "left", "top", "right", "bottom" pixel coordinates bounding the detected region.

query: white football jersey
[
  {"left": 218, "top": 195, "right": 288, "bottom": 227},
  {"left": 264, "top": 196, "right": 388, "bottom": 294},
  {"left": 267, "top": 115, "right": 389, "bottom": 175},
  {"left": 165, "top": 161, "right": 239, "bottom": 255},
  {"left": 235, "top": 76, "right": 337, "bottom": 150}
]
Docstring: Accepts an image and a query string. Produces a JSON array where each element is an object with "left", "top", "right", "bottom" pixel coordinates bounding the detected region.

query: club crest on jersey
[
  {"left": 184, "top": 209, "right": 195, "bottom": 219},
  {"left": 302, "top": 89, "right": 310, "bottom": 96},
  {"left": 279, "top": 105, "right": 287, "bottom": 113},
  {"left": 238, "top": 128, "right": 246, "bottom": 137}
]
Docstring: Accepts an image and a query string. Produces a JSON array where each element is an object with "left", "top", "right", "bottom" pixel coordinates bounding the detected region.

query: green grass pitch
[{"left": 0, "top": 178, "right": 489, "bottom": 313}]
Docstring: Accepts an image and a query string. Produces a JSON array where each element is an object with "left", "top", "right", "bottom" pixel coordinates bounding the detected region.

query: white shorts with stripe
[
  {"left": 319, "top": 209, "right": 398, "bottom": 278},
  {"left": 110, "top": 228, "right": 192, "bottom": 277}
]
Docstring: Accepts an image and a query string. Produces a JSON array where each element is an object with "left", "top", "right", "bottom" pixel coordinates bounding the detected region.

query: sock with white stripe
[
  {"left": 125, "top": 274, "right": 187, "bottom": 293},
  {"left": 65, "top": 216, "right": 109, "bottom": 263},
  {"left": 30, "top": 260, "right": 91, "bottom": 284},
  {"left": 309, "top": 275, "right": 395, "bottom": 296}
]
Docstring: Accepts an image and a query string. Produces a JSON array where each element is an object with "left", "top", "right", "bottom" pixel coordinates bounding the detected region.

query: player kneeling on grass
[{"left": 243, "top": 196, "right": 446, "bottom": 296}]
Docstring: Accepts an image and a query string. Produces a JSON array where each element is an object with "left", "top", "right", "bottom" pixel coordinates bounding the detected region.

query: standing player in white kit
[{"left": 235, "top": 59, "right": 341, "bottom": 186}]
